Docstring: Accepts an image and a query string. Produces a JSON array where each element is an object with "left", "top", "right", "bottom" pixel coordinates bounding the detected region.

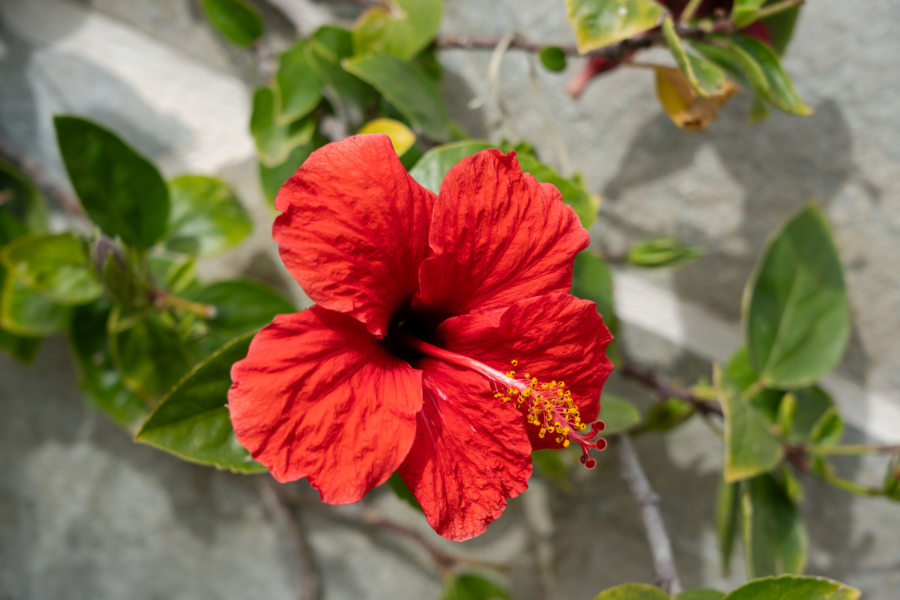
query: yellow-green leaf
[
  {"left": 566, "top": 0, "right": 665, "bottom": 54},
  {"left": 353, "top": 0, "right": 443, "bottom": 60},
  {"left": 358, "top": 118, "right": 417, "bottom": 156}
]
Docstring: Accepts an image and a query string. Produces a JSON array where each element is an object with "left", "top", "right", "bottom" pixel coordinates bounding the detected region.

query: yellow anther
[{"left": 511, "top": 359, "right": 518, "bottom": 366}]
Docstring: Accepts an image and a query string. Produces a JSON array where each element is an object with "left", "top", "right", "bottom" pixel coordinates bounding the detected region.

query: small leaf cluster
[
  {"left": 561, "top": 0, "right": 808, "bottom": 129},
  {"left": 0, "top": 116, "right": 292, "bottom": 474}
]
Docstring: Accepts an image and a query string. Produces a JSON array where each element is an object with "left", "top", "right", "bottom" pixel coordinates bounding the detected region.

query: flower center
[{"left": 401, "top": 335, "right": 606, "bottom": 468}]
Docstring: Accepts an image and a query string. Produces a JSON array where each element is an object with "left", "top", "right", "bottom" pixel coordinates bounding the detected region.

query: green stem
[
  {"left": 809, "top": 443, "right": 900, "bottom": 456},
  {"left": 680, "top": 0, "right": 705, "bottom": 24},
  {"left": 815, "top": 468, "right": 883, "bottom": 497},
  {"left": 153, "top": 290, "right": 217, "bottom": 319},
  {"left": 740, "top": 380, "right": 766, "bottom": 402},
  {"left": 751, "top": 0, "right": 805, "bottom": 22}
]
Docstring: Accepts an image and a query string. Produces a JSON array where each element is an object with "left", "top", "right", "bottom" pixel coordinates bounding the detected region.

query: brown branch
[
  {"left": 620, "top": 359, "right": 723, "bottom": 417},
  {"left": 273, "top": 484, "right": 507, "bottom": 575},
  {"left": 260, "top": 481, "right": 321, "bottom": 600},
  {"left": 435, "top": 16, "right": 737, "bottom": 63},
  {"left": 0, "top": 137, "right": 85, "bottom": 217},
  {"left": 616, "top": 433, "right": 683, "bottom": 595}
]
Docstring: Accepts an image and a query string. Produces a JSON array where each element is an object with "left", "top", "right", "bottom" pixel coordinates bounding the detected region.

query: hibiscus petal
[
  {"left": 274, "top": 135, "right": 435, "bottom": 337},
  {"left": 399, "top": 359, "right": 532, "bottom": 541},
  {"left": 438, "top": 293, "right": 613, "bottom": 450},
  {"left": 229, "top": 307, "right": 422, "bottom": 503},
  {"left": 416, "top": 149, "right": 589, "bottom": 317}
]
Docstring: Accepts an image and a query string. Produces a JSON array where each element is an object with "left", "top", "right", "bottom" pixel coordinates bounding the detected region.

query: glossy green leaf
[
  {"left": 539, "top": 46, "right": 567, "bottom": 71},
  {"left": 259, "top": 130, "right": 327, "bottom": 205},
  {"left": 185, "top": 279, "right": 293, "bottom": 351},
  {"left": 715, "top": 479, "right": 740, "bottom": 574},
  {"left": 165, "top": 175, "right": 251, "bottom": 256},
  {"left": 744, "top": 205, "right": 849, "bottom": 388},
  {"left": 628, "top": 237, "right": 704, "bottom": 269},
  {"left": 136, "top": 332, "right": 265, "bottom": 473},
  {"left": 343, "top": 54, "right": 452, "bottom": 141},
  {"left": 677, "top": 590, "right": 725, "bottom": 600},
  {"left": 717, "top": 364, "right": 783, "bottom": 482},
  {"left": 512, "top": 145, "right": 600, "bottom": 228},
  {"left": 763, "top": 6, "right": 801, "bottom": 56},
  {"left": 306, "top": 25, "right": 377, "bottom": 118},
  {"left": 109, "top": 308, "right": 198, "bottom": 401},
  {"left": 566, "top": 0, "right": 664, "bottom": 53},
  {"left": 598, "top": 395, "right": 641, "bottom": 434},
  {"left": 594, "top": 583, "right": 670, "bottom": 600},
  {"left": 731, "top": 0, "right": 766, "bottom": 28},
  {"left": 353, "top": 0, "right": 443, "bottom": 60},
  {"left": 70, "top": 301, "right": 148, "bottom": 429},
  {"left": 784, "top": 386, "right": 842, "bottom": 444},
  {"left": 741, "top": 474, "right": 807, "bottom": 578},
  {"left": 724, "top": 575, "right": 859, "bottom": 600},
  {"left": 250, "top": 87, "right": 318, "bottom": 166},
  {"left": 729, "top": 36, "right": 811, "bottom": 115},
  {"left": 441, "top": 573, "right": 510, "bottom": 600},
  {"left": 275, "top": 41, "right": 323, "bottom": 123},
  {"left": 200, "top": 0, "right": 263, "bottom": 47},
  {"left": 0, "top": 157, "right": 47, "bottom": 244},
  {"left": 662, "top": 16, "right": 726, "bottom": 97},
  {"left": 0, "top": 271, "right": 70, "bottom": 336},
  {"left": 54, "top": 116, "right": 169, "bottom": 249},
  {"left": 409, "top": 140, "right": 492, "bottom": 192},
  {"left": 1, "top": 233, "right": 100, "bottom": 304}
]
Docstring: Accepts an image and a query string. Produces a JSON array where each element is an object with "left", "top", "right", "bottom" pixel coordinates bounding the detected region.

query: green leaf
[
  {"left": 784, "top": 386, "right": 842, "bottom": 444},
  {"left": 715, "top": 479, "right": 740, "bottom": 574},
  {"left": 185, "top": 279, "right": 293, "bottom": 351},
  {"left": 108, "top": 308, "right": 198, "bottom": 401},
  {"left": 511, "top": 145, "right": 600, "bottom": 228},
  {"left": 353, "top": 0, "right": 443, "bottom": 61},
  {"left": 409, "top": 140, "right": 493, "bottom": 192},
  {"left": 250, "top": 87, "right": 318, "bottom": 166},
  {"left": 165, "top": 175, "right": 251, "bottom": 257},
  {"left": 599, "top": 395, "right": 641, "bottom": 434},
  {"left": 744, "top": 205, "right": 849, "bottom": 388},
  {"left": 723, "top": 575, "right": 859, "bottom": 600},
  {"left": 717, "top": 364, "right": 783, "bottom": 482},
  {"left": 628, "top": 237, "right": 704, "bottom": 269},
  {"left": 258, "top": 130, "right": 327, "bottom": 205},
  {"left": 441, "top": 573, "right": 510, "bottom": 600},
  {"left": 343, "top": 54, "right": 452, "bottom": 141},
  {"left": 136, "top": 332, "right": 265, "bottom": 473},
  {"left": 54, "top": 115, "right": 170, "bottom": 249},
  {"left": 532, "top": 448, "right": 574, "bottom": 491},
  {"left": 741, "top": 474, "right": 807, "bottom": 578},
  {"left": 731, "top": 0, "right": 766, "bottom": 28},
  {"left": 572, "top": 252, "right": 616, "bottom": 332},
  {"left": 0, "top": 157, "right": 47, "bottom": 244},
  {"left": 306, "top": 26, "right": 378, "bottom": 119},
  {"left": 724, "top": 347, "right": 783, "bottom": 422},
  {"left": 884, "top": 454, "right": 900, "bottom": 501},
  {"left": 0, "top": 271, "right": 70, "bottom": 336},
  {"left": 539, "top": 46, "right": 568, "bottom": 71},
  {"left": 0, "top": 327, "right": 41, "bottom": 363},
  {"left": 594, "top": 583, "right": 670, "bottom": 600},
  {"left": 638, "top": 399, "right": 694, "bottom": 433},
  {"left": 566, "top": 0, "right": 664, "bottom": 53},
  {"left": 1, "top": 233, "right": 101, "bottom": 305},
  {"left": 386, "top": 472, "right": 424, "bottom": 512},
  {"left": 662, "top": 16, "right": 726, "bottom": 97},
  {"left": 275, "top": 41, "right": 323, "bottom": 123},
  {"left": 729, "top": 36, "right": 811, "bottom": 115},
  {"left": 677, "top": 590, "right": 725, "bottom": 600},
  {"left": 762, "top": 6, "right": 801, "bottom": 56},
  {"left": 70, "top": 301, "right": 148, "bottom": 429},
  {"left": 200, "top": 0, "right": 263, "bottom": 47}
]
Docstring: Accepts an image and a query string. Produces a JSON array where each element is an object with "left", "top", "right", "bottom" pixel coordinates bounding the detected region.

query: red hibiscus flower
[{"left": 229, "top": 135, "right": 614, "bottom": 541}]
